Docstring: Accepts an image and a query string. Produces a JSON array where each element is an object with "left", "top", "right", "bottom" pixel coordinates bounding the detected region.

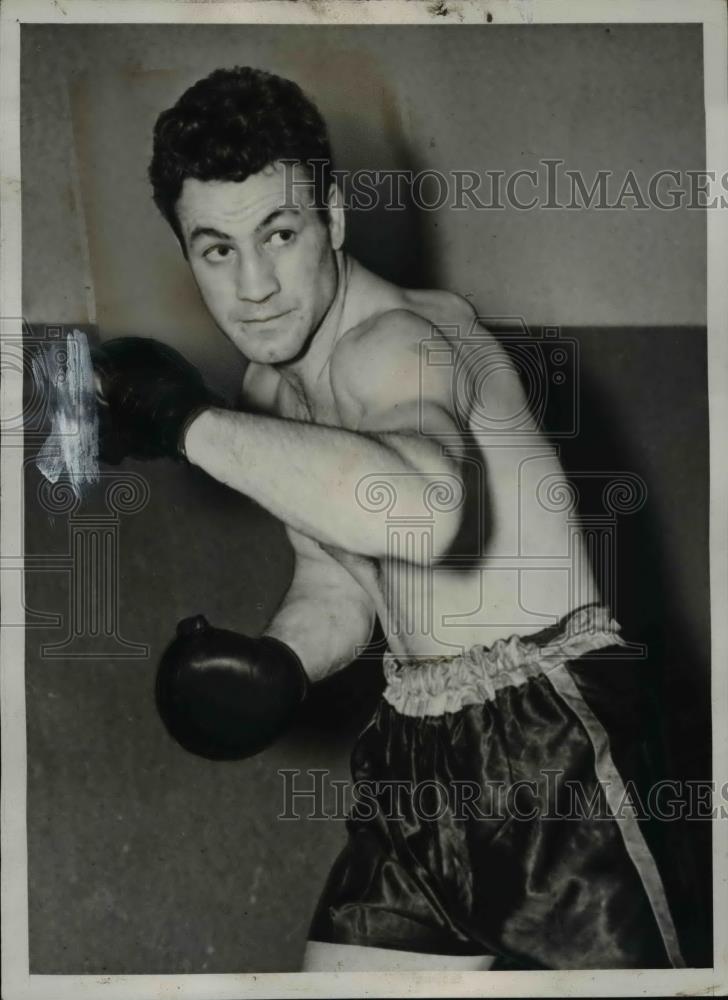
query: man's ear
[{"left": 325, "top": 181, "right": 345, "bottom": 251}]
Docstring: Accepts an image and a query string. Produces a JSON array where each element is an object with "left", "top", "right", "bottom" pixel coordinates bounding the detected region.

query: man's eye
[
  {"left": 267, "top": 230, "right": 296, "bottom": 248},
  {"left": 202, "top": 245, "right": 234, "bottom": 262}
]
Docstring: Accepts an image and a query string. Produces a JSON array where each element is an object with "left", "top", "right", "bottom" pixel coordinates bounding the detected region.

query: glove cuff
[{"left": 177, "top": 398, "right": 224, "bottom": 461}]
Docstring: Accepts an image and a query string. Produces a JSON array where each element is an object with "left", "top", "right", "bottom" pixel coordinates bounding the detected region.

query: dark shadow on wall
[
  {"left": 537, "top": 326, "right": 712, "bottom": 968},
  {"left": 330, "top": 88, "right": 440, "bottom": 292}
]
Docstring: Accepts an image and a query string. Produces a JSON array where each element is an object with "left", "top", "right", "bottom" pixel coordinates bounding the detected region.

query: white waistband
[{"left": 382, "top": 604, "right": 626, "bottom": 718}]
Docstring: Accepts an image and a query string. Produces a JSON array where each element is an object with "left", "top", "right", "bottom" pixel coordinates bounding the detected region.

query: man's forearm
[
  {"left": 264, "top": 592, "right": 375, "bottom": 683},
  {"left": 184, "top": 408, "right": 461, "bottom": 559}
]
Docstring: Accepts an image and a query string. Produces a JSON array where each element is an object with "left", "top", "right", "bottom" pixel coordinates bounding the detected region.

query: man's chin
[
  {"left": 240, "top": 339, "right": 304, "bottom": 367},
  {"left": 224, "top": 330, "right": 292, "bottom": 365}
]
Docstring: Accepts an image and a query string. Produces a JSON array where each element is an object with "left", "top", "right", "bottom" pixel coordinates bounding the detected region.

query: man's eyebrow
[
  {"left": 189, "top": 226, "right": 232, "bottom": 245},
  {"left": 254, "top": 207, "right": 301, "bottom": 232},
  {"left": 188, "top": 208, "right": 301, "bottom": 245}
]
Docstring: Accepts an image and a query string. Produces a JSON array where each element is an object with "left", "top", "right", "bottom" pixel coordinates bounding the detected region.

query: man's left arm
[{"left": 184, "top": 309, "right": 465, "bottom": 562}]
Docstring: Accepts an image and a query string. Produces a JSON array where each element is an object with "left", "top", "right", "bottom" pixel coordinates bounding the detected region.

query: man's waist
[{"left": 381, "top": 602, "right": 626, "bottom": 717}]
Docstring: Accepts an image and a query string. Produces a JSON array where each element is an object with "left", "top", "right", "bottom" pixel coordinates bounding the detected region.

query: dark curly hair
[{"left": 149, "top": 66, "right": 334, "bottom": 250}]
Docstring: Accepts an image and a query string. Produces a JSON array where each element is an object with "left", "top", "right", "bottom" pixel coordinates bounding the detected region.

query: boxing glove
[
  {"left": 155, "top": 615, "right": 309, "bottom": 760},
  {"left": 92, "top": 336, "right": 223, "bottom": 464}
]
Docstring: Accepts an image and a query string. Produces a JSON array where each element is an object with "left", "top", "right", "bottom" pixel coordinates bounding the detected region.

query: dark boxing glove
[
  {"left": 92, "top": 336, "right": 223, "bottom": 464},
  {"left": 155, "top": 615, "right": 309, "bottom": 761}
]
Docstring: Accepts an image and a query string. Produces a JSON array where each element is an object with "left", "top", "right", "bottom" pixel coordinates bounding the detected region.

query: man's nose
[{"left": 235, "top": 252, "right": 280, "bottom": 303}]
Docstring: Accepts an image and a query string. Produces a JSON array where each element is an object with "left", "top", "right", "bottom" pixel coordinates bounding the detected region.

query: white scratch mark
[
  {"left": 35, "top": 329, "right": 99, "bottom": 498},
  {"left": 515, "top": 0, "right": 535, "bottom": 24}
]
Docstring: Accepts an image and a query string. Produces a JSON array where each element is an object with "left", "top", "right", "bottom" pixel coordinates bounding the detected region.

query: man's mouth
[{"left": 236, "top": 310, "right": 292, "bottom": 325}]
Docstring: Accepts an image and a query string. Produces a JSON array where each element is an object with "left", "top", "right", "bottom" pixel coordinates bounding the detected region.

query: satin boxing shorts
[{"left": 308, "top": 603, "right": 686, "bottom": 969}]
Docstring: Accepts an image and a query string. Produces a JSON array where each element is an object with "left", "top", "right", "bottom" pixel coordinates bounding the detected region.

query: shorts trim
[
  {"left": 547, "top": 660, "right": 686, "bottom": 969},
  {"left": 382, "top": 603, "right": 625, "bottom": 717}
]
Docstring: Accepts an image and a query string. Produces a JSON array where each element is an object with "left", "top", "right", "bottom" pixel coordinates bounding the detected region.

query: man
[{"left": 94, "top": 67, "right": 684, "bottom": 971}]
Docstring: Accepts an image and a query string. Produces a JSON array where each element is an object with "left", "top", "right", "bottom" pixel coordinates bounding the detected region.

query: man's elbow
[
  {"left": 419, "top": 466, "right": 466, "bottom": 559},
  {"left": 376, "top": 508, "right": 462, "bottom": 564},
  {"left": 432, "top": 505, "right": 463, "bottom": 559},
  {"left": 360, "top": 460, "right": 466, "bottom": 562}
]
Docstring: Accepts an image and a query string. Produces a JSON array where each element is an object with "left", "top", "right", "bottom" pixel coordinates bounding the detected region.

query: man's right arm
[
  {"left": 263, "top": 526, "right": 377, "bottom": 684},
  {"left": 242, "top": 363, "right": 377, "bottom": 682}
]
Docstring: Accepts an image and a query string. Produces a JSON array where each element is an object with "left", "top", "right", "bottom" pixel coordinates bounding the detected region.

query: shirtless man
[{"left": 94, "top": 67, "right": 685, "bottom": 971}]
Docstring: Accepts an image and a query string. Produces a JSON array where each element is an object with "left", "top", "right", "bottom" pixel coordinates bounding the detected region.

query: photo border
[{"left": 1, "top": 1, "right": 726, "bottom": 997}]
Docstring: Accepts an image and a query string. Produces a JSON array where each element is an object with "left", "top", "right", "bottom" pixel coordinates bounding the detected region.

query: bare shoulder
[
  {"left": 329, "top": 310, "right": 424, "bottom": 407},
  {"left": 329, "top": 304, "right": 465, "bottom": 424},
  {"left": 331, "top": 288, "right": 474, "bottom": 382},
  {"left": 402, "top": 287, "right": 478, "bottom": 334}
]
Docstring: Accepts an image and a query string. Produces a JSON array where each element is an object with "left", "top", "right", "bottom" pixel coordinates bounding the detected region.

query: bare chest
[{"left": 273, "top": 368, "right": 354, "bottom": 430}]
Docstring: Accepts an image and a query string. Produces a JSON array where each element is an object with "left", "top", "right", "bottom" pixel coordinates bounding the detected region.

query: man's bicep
[
  {"left": 357, "top": 398, "right": 461, "bottom": 451},
  {"left": 285, "top": 527, "right": 375, "bottom": 619},
  {"left": 267, "top": 528, "right": 376, "bottom": 680}
]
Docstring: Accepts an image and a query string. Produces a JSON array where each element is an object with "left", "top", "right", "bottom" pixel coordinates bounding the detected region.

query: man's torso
[{"left": 242, "top": 253, "right": 599, "bottom": 656}]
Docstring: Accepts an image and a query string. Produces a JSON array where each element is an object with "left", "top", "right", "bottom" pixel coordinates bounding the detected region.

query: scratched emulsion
[{"left": 35, "top": 329, "right": 100, "bottom": 498}]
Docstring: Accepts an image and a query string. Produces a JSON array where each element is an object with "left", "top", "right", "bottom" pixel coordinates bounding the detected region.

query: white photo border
[{"left": 1, "top": 1, "right": 726, "bottom": 997}]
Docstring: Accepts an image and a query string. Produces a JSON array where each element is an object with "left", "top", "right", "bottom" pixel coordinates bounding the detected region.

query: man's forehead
[{"left": 176, "top": 163, "right": 317, "bottom": 230}]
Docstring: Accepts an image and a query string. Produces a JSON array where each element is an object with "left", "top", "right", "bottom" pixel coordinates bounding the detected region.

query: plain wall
[{"left": 20, "top": 23, "right": 710, "bottom": 972}]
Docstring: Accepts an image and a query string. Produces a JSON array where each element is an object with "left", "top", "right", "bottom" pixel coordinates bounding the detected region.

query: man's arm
[
  {"left": 263, "top": 526, "right": 376, "bottom": 683},
  {"left": 154, "top": 524, "right": 377, "bottom": 759},
  {"left": 184, "top": 309, "right": 466, "bottom": 561}
]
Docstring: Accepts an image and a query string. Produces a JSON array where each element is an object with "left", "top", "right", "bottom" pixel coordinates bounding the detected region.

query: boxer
[{"left": 93, "top": 67, "right": 685, "bottom": 970}]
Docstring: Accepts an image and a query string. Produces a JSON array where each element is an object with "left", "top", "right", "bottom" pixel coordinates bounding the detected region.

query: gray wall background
[{"left": 20, "top": 23, "right": 711, "bottom": 972}]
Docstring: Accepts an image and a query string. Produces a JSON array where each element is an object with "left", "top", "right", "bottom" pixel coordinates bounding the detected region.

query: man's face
[{"left": 176, "top": 163, "right": 339, "bottom": 365}]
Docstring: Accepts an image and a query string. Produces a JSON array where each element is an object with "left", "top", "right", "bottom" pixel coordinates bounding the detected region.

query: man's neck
[{"left": 275, "top": 250, "right": 350, "bottom": 400}]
